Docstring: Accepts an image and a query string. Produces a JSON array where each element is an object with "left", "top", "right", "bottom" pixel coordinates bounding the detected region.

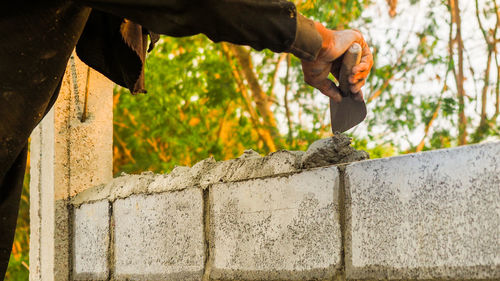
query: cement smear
[{"left": 301, "top": 133, "right": 369, "bottom": 169}]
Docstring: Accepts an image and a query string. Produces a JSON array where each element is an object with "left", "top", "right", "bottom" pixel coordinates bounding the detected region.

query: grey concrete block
[
  {"left": 148, "top": 158, "right": 216, "bottom": 193},
  {"left": 209, "top": 166, "right": 341, "bottom": 280},
  {"left": 200, "top": 150, "right": 302, "bottom": 187},
  {"left": 71, "top": 172, "right": 156, "bottom": 207},
  {"left": 113, "top": 189, "right": 205, "bottom": 280},
  {"left": 73, "top": 200, "right": 110, "bottom": 280},
  {"left": 109, "top": 172, "right": 156, "bottom": 201},
  {"left": 344, "top": 141, "right": 500, "bottom": 280}
]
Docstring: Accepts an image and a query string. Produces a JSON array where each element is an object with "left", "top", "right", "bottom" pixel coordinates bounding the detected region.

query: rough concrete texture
[
  {"left": 344, "top": 141, "right": 500, "bottom": 280},
  {"left": 71, "top": 134, "right": 366, "bottom": 207},
  {"left": 71, "top": 172, "right": 156, "bottom": 206},
  {"left": 54, "top": 53, "right": 113, "bottom": 200},
  {"left": 108, "top": 172, "right": 156, "bottom": 201},
  {"left": 73, "top": 200, "right": 110, "bottom": 280},
  {"left": 29, "top": 113, "right": 53, "bottom": 281},
  {"left": 199, "top": 150, "right": 303, "bottom": 187},
  {"left": 148, "top": 157, "right": 216, "bottom": 193},
  {"left": 209, "top": 166, "right": 341, "bottom": 280},
  {"left": 113, "top": 189, "right": 205, "bottom": 280},
  {"left": 30, "top": 54, "right": 113, "bottom": 281},
  {"left": 302, "top": 134, "right": 369, "bottom": 169},
  {"left": 54, "top": 199, "right": 71, "bottom": 281}
]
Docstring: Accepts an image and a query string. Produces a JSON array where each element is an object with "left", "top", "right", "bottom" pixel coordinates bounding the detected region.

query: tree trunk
[
  {"left": 449, "top": 0, "right": 467, "bottom": 145},
  {"left": 220, "top": 43, "right": 277, "bottom": 152},
  {"left": 227, "top": 44, "right": 282, "bottom": 147}
]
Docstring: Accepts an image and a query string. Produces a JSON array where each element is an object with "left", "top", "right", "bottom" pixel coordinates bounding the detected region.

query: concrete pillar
[{"left": 29, "top": 53, "right": 113, "bottom": 281}]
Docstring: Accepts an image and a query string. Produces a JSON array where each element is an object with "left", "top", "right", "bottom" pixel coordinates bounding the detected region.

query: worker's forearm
[{"left": 78, "top": 0, "right": 322, "bottom": 60}]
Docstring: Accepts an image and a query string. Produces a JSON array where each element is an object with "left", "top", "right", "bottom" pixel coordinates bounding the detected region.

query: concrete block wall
[{"left": 70, "top": 140, "right": 500, "bottom": 280}]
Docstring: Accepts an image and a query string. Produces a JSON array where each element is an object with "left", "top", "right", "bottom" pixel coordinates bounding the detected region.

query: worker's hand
[{"left": 301, "top": 22, "right": 373, "bottom": 103}]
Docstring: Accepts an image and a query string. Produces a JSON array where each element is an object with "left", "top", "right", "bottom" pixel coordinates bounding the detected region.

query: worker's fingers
[
  {"left": 350, "top": 79, "right": 366, "bottom": 94},
  {"left": 349, "top": 69, "right": 370, "bottom": 83},
  {"left": 317, "top": 79, "right": 342, "bottom": 103},
  {"left": 352, "top": 62, "right": 370, "bottom": 75},
  {"left": 361, "top": 41, "right": 373, "bottom": 62},
  {"left": 350, "top": 46, "right": 373, "bottom": 82},
  {"left": 302, "top": 60, "right": 342, "bottom": 102}
]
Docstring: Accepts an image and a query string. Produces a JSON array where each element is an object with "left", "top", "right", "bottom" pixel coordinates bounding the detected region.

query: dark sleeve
[{"left": 78, "top": 0, "right": 321, "bottom": 59}]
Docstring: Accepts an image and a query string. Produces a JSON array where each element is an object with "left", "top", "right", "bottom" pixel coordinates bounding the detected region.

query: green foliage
[
  {"left": 114, "top": 35, "right": 260, "bottom": 173},
  {"left": 113, "top": 0, "right": 499, "bottom": 175},
  {"left": 350, "top": 137, "right": 397, "bottom": 158},
  {"left": 361, "top": 0, "right": 499, "bottom": 151},
  {"left": 113, "top": 0, "right": 369, "bottom": 174},
  {"left": 5, "top": 169, "right": 30, "bottom": 281}
]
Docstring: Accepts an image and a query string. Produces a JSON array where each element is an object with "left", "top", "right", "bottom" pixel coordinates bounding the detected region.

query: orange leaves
[{"left": 189, "top": 117, "right": 201, "bottom": 126}]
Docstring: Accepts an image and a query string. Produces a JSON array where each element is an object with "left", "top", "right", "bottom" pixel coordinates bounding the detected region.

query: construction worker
[{"left": 0, "top": 0, "right": 373, "bottom": 277}]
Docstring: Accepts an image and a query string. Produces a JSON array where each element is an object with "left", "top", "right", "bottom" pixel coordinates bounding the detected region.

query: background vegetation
[{"left": 7, "top": 0, "right": 499, "bottom": 279}]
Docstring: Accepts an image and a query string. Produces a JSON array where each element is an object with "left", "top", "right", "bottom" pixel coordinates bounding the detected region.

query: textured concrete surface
[
  {"left": 108, "top": 172, "right": 155, "bottom": 201},
  {"left": 113, "top": 190, "right": 205, "bottom": 280},
  {"left": 54, "top": 54, "right": 113, "bottom": 200},
  {"left": 344, "top": 141, "right": 500, "bottom": 280},
  {"left": 71, "top": 172, "right": 155, "bottom": 206},
  {"left": 200, "top": 150, "right": 303, "bottom": 187},
  {"left": 73, "top": 200, "right": 110, "bottom": 280},
  {"left": 209, "top": 166, "right": 341, "bottom": 280},
  {"left": 301, "top": 134, "right": 369, "bottom": 169},
  {"left": 149, "top": 158, "right": 216, "bottom": 193},
  {"left": 70, "top": 135, "right": 367, "bottom": 209},
  {"left": 29, "top": 54, "right": 113, "bottom": 281},
  {"left": 29, "top": 110, "right": 54, "bottom": 281}
]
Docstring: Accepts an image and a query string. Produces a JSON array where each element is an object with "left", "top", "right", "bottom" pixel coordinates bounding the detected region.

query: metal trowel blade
[{"left": 329, "top": 97, "right": 367, "bottom": 133}]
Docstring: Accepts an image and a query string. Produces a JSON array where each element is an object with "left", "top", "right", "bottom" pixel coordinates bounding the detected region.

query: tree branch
[
  {"left": 284, "top": 54, "right": 293, "bottom": 143},
  {"left": 220, "top": 43, "right": 277, "bottom": 151},
  {"left": 449, "top": 0, "right": 467, "bottom": 145},
  {"left": 270, "top": 53, "right": 287, "bottom": 102},
  {"left": 227, "top": 44, "right": 281, "bottom": 146}
]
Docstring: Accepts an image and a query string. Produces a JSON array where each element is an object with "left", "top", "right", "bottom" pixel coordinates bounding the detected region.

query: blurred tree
[
  {"left": 113, "top": 0, "right": 371, "bottom": 174},
  {"left": 113, "top": 0, "right": 499, "bottom": 175},
  {"left": 361, "top": 0, "right": 499, "bottom": 153}
]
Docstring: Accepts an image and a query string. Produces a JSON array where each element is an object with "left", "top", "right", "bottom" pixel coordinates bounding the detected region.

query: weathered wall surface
[
  {"left": 344, "top": 142, "right": 500, "bottom": 280},
  {"left": 69, "top": 140, "right": 500, "bottom": 281},
  {"left": 29, "top": 53, "right": 113, "bottom": 281}
]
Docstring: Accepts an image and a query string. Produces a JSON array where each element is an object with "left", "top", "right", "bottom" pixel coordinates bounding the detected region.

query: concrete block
[
  {"left": 200, "top": 150, "right": 302, "bottom": 187},
  {"left": 148, "top": 158, "right": 216, "bottom": 193},
  {"left": 71, "top": 172, "right": 156, "bottom": 207},
  {"left": 209, "top": 166, "right": 341, "bottom": 280},
  {"left": 108, "top": 172, "right": 155, "bottom": 201},
  {"left": 344, "top": 142, "right": 500, "bottom": 279},
  {"left": 73, "top": 200, "right": 110, "bottom": 280},
  {"left": 113, "top": 189, "right": 205, "bottom": 280}
]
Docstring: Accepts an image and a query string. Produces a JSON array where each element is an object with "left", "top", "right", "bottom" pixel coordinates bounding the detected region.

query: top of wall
[{"left": 71, "top": 134, "right": 368, "bottom": 206}]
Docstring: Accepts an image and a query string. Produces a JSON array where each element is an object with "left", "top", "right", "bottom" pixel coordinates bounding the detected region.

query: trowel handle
[{"left": 338, "top": 43, "right": 362, "bottom": 97}]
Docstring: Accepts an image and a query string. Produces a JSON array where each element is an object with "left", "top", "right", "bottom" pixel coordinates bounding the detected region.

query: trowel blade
[{"left": 329, "top": 97, "right": 367, "bottom": 133}]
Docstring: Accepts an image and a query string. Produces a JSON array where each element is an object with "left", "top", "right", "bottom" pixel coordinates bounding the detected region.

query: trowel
[{"left": 330, "top": 43, "right": 367, "bottom": 133}]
